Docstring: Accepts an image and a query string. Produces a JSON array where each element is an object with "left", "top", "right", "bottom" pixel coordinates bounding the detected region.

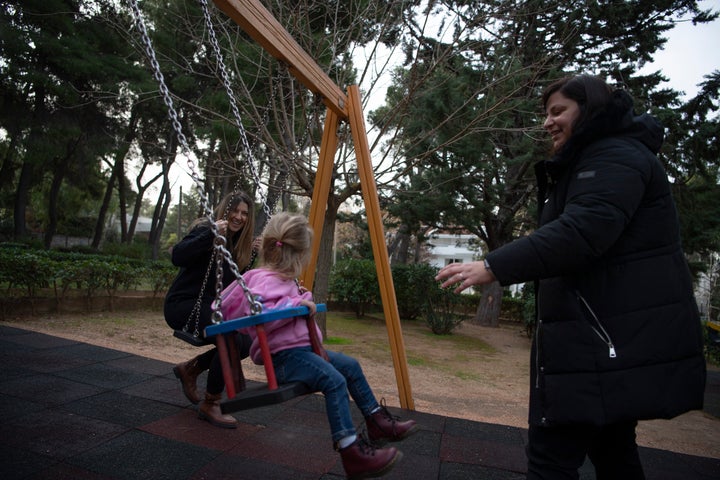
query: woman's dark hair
[
  {"left": 542, "top": 75, "right": 613, "bottom": 133},
  {"left": 190, "top": 191, "right": 256, "bottom": 268}
]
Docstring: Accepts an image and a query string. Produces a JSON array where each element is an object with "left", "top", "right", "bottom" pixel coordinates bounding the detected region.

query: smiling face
[
  {"left": 226, "top": 201, "right": 250, "bottom": 234},
  {"left": 543, "top": 91, "right": 581, "bottom": 151}
]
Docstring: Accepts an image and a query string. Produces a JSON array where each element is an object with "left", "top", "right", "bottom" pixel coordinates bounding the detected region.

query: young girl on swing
[{"left": 221, "top": 212, "right": 417, "bottom": 479}]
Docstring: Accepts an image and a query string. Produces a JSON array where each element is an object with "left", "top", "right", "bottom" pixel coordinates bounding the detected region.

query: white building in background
[
  {"left": 425, "top": 229, "right": 523, "bottom": 297},
  {"left": 425, "top": 230, "right": 479, "bottom": 269}
]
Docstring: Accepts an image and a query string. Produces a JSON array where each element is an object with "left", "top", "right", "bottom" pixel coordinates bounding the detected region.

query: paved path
[{"left": 1, "top": 325, "right": 718, "bottom": 479}]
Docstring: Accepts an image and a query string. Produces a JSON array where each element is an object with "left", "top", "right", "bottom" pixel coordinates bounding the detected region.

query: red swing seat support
[{"left": 204, "top": 304, "right": 327, "bottom": 413}]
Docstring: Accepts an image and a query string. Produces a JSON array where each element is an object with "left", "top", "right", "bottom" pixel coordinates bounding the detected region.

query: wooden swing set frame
[{"left": 209, "top": 0, "right": 414, "bottom": 410}]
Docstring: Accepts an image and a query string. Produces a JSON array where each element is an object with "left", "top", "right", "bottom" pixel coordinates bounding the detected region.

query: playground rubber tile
[
  {"left": 120, "top": 375, "right": 190, "bottom": 406},
  {"left": 440, "top": 433, "right": 527, "bottom": 473},
  {"left": 439, "top": 461, "right": 526, "bottom": 479},
  {"left": 106, "top": 354, "right": 179, "bottom": 376},
  {"left": 61, "top": 342, "right": 131, "bottom": 362},
  {"left": 3, "top": 348, "right": 95, "bottom": 373},
  {"left": 270, "top": 402, "right": 330, "bottom": 435},
  {"left": 378, "top": 450, "right": 441, "bottom": 480},
  {"left": 444, "top": 415, "right": 527, "bottom": 445},
  {"left": 0, "top": 373, "right": 104, "bottom": 405},
  {"left": 65, "top": 429, "right": 219, "bottom": 480},
  {"left": 55, "top": 362, "right": 152, "bottom": 390},
  {"left": 0, "top": 392, "right": 47, "bottom": 419},
  {"left": 639, "top": 447, "right": 720, "bottom": 479},
  {"left": 391, "top": 427, "right": 442, "bottom": 457},
  {"left": 229, "top": 423, "right": 338, "bottom": 473},
  {"left": 191, "top": 453, "right": 320, "bottom": 480},
  {"left": 0, "top": 408, "right": 127, "bottom": 459},
  {"left": 60, "top": 390, "right": 183, "bottom": 428},
  {"left": 3, "top": 330, "right": 79, "bottom": 350},
  {"left": 23, "top": 462, "right": 118, "bottom": 480},
  {"left": 140, "top": 409, "right": 261, "bottom": 451},
  {"left": 0, "top": 446, "right": 58, "bottom": 480}
]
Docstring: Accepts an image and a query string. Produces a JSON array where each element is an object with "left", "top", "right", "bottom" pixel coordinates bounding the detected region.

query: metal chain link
[
  {"left": 129, "top": 0, "right": 261, "bottom": 321},
  {"left": 199, "top": 0, "right": 273, "bottom": 221}
]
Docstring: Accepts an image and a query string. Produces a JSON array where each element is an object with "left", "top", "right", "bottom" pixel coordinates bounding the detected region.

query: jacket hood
[{"left": 551, "top": 90, "right": 665, "bottom": 167}]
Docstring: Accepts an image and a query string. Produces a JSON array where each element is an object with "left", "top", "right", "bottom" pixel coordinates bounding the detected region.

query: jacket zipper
[
  {"left": 534, "top": 318, "right": 542, "bottom": 388},
  {"left": 576, "top": 292, "right": 617, "bottom": 358},
  {"left": 534, "top": 291, "right": 542, "bottom": 389}
]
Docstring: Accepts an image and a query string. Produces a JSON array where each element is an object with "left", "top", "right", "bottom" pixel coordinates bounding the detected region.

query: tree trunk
[
  {"left": 472, "top": 281, "right": 503, "bottom": 327},
  {"left": 312, "top": 196, "right": 340, "bottom": 337},
  {"left": 43, "top": 149, "right": 73, "bottom": 249},
  {"left": 93, "top": 106, "right": 137, "bottom": 248},
  {"left": 13, "top": 161, "right": 34, "bottom": 239}
]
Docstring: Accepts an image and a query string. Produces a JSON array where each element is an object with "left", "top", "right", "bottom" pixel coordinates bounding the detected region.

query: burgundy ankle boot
[
  {"left": 173, "top": 355, "right": 204, "bottom": 404},
  {"left": 339, "top": 437, "right": 401, "bottom": 480},
  {"left": 366, "top": 402, "right": 418, "bottom": 444}
]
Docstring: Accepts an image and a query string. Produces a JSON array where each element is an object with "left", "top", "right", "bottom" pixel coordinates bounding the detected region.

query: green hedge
[{"left": 0, "top": 244, "right": 176, "bottom": 300}]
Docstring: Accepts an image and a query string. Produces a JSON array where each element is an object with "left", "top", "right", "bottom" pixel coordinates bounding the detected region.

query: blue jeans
[{"left": 272, "top": 346, "right": 379, "bottom": 443}]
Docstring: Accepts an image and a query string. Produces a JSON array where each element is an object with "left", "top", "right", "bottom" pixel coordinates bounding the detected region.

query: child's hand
[{"left": 299, "top": 299, "right": 316, "bottom": 315}]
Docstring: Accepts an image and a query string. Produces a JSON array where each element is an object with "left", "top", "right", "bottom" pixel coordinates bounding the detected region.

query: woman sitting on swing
[{"left": 164, "top": 191, "right": 256, "bottom": 429}]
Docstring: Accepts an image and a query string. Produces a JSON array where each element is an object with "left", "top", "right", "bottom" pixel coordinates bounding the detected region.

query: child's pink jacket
[{"left": 219, "top": 268, "right": 321, "bottom": 365}]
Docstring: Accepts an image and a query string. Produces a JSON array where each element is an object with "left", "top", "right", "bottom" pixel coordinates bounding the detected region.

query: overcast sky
[{"left": 642, "top": 6, "right": 719, "bottom": 98}]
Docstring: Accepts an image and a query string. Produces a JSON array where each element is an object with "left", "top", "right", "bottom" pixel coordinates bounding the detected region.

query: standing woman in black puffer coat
[
  {"left": 436, "top": 74, "right": 706, "bottom": 479},
  {"left": 165, "top": 192, "right": 256, "bottom": 429}
]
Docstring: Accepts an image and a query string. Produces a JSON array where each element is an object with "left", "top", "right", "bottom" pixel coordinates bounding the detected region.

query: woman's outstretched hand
[{"left": 435, "top": 260, "right": 495, "bottom": 294}]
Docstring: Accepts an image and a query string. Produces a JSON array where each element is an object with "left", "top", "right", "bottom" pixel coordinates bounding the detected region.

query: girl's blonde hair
[
  {"left": 190, "top": 191, "right": 256, "bottom": 269},
  {"left": 260, "top": 212, "right": 313, "bottom": 279}
]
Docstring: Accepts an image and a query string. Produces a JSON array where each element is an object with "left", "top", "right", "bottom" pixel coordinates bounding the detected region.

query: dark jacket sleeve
[
  {"left": 171, "top": 225, "right": 214, "bottom": 268},
  {"left": 487, "top": 138, "right": 652, "bottom": 286}
]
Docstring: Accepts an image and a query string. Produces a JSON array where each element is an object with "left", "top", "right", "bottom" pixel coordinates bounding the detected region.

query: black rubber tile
[
  {"left": 0, "top": 391, "right": 47, "bottom": 419},
  {"left": 106, "top": 354, "right": 177, "bottom": 376},
  {"left": 192, "top": 453, "right": 319, "bottom": 480},
  {"left": 4, "top": 330, "right": 79, "bottom": 350},
  {"left": 0, "top": 373, "right": 104, "bottom": 406},
  {"left": 439, "top": 461, "right": 525, "bottom": 479},
  {"left": 66, "top": 429, "right": 219, "bottom": 480},
  {"left": 60, "top": 390, "right": 184, "bottom": 428},
  {"left": 61, "top": 342, "right": 132, "bottom": 362},
  {"left": 120, "top": 375, "right": 191, "bottom": 407},
  {"left": 0, "top": 446, "right": 57, "bottom": 480},
  {"left": 54, "top": 362, "right": 152, "bottom": 389},
  {"left": 0, "top": 408, "right": 127, "bottom": 459}
]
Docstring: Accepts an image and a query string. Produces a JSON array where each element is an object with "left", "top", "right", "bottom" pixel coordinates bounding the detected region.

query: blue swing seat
[{"left": 203, "top": 304, "right": 327, "bottom": 412}]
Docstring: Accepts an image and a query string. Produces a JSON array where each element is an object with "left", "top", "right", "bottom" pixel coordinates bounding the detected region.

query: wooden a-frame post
[{"left": 212, "top": 0, "right": 414, "bottom": 410}]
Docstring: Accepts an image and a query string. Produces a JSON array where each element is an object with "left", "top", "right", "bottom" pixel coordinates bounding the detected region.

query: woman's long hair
[{"left": 190, "top": 191, "right": 256, "bottom": 269}]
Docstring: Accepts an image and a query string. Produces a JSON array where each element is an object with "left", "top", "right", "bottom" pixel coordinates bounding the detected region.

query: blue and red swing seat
[{"left": 203, "top": 304, "right": 327, "bottom": 413}]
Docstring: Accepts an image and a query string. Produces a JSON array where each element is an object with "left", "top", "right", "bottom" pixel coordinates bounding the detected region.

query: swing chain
[
  {"left": 200, "top": 0, "right": 273, "bottom": 221},
  {"left": 130, "top": 0, "right": 260, "bottom": 317}
]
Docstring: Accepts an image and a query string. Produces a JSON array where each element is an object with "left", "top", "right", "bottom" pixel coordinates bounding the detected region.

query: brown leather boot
[
  {"left": 173, "top": 355, "right": 203, "bottom": 404},
  {"left": 198, "top": 393, "right": 237, "bottom": 429},
  {"left": 339, "top": 437, "right": 401, "bottom": 480},
  {"left": 366, "top": 401, "right": 418, "bottom": 444}
]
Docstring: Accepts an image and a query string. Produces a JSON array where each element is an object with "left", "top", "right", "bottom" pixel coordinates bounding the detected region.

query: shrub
[
  {"left": 329, "top": 258, "right": 380, "bottom": 317},
  {"left": 422, "top": 283, "right": 465, "bottom": 335},
  {"left": 391, "top": 263, "right": 438, "bottom": 320}
]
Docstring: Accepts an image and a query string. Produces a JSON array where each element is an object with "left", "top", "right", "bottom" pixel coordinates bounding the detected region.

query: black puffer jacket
[
  {"left": 164, "top": 222, "right": 250, "bottom": 332},
  {"left": 486, "top": 90, "right": 706, "bottom": 426}
]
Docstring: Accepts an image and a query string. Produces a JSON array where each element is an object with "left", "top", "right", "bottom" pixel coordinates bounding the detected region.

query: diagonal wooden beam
[{"left": 212, "top": 0, "right": 348, "bottom": 118}]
